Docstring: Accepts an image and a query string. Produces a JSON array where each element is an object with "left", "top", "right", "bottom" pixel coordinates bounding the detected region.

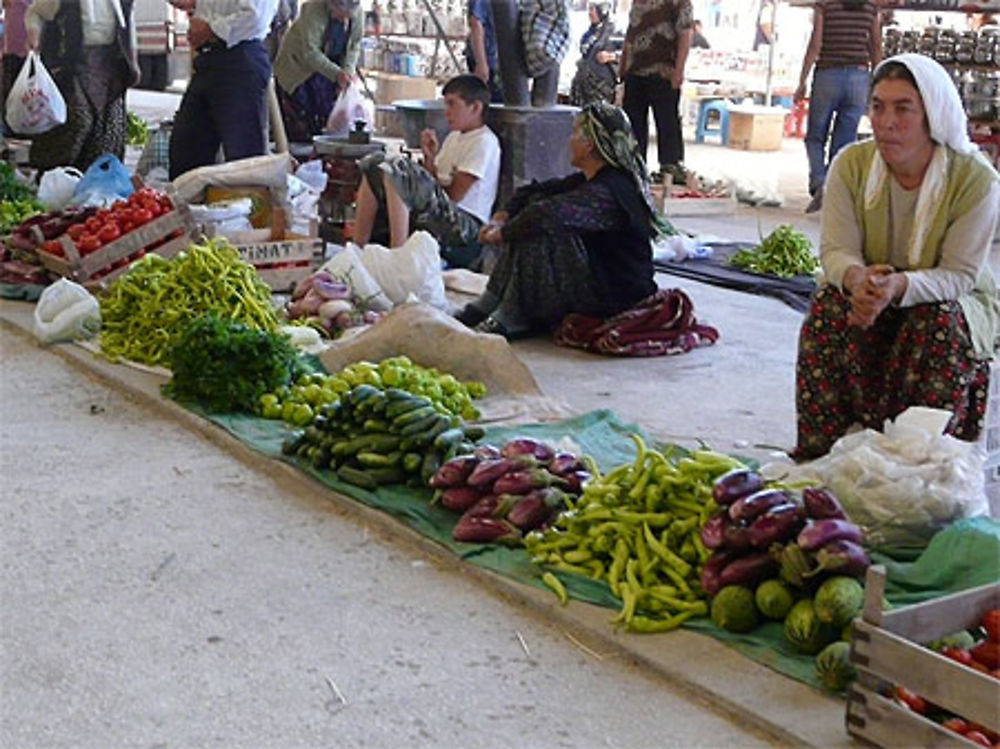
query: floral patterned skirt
[{"left": 794, "top": 284, "right": 989, "bottom": 459}]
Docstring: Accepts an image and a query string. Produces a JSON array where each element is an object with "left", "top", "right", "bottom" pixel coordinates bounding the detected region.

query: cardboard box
[
  {"left": 727, "top": 105, "right": 786, "bottom": 152},
  {"left": 369, "top": 71, "right": 437, "bottom": 106}
]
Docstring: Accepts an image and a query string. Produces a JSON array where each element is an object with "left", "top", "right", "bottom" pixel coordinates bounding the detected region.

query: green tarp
[{"left": 198, "top": 403, "right": 1000, "bottom": 693}]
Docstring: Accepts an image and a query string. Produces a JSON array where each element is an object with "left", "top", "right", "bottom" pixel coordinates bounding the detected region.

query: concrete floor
[{"left": 2, "top": 93, "right": 863, "bottom": 748}]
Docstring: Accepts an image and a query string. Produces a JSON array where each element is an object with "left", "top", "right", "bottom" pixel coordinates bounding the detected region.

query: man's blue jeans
[{"left": 805, "top": 67, "right": 870, "bottom": 195}]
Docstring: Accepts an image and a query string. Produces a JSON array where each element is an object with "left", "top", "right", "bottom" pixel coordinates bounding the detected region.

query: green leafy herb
[
  {"left": 0, "top": 161, "right": 38, "bottom": 203},
  {"left": 126, "top": 111, "right": 149, "bottom": 147},
  {"left": 163, "top": 313, "right": 307, "bottom": 414},
  {"left": 728, "top": 224, "right": 819, "bottom": 278}
]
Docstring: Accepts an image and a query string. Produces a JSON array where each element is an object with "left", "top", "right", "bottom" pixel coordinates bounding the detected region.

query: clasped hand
[
  {"left": 846, "top": 264, "right": 903, "bottom": 329},
  {"left": 478, "top": 212, "right": 507, "bottom": 245}
]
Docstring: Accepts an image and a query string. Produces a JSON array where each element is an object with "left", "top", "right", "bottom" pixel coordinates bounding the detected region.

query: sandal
[{"left": 454, "top": 304, "right": 489, "bottom": 328}]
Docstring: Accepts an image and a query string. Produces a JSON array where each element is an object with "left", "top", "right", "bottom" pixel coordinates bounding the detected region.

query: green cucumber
[
  {"left": 337, "top": 465, "right": 378, "bottom": 490},
  {"left": 420, "top": 450, "right": 442, "bottom": 485},
  {"left": 363, "top": 418, "right": 390, "bottom": 433},
  {"left": 357, "top": 450, "right": 402, "bottom": 468},
  {"left": 400, "top": 412, "right": 442, "bottom": 437},
  {"left": 385, "top": 396, "right": 432, "bottom": 419},
  {"left": 392, "top": 404, "right": 436, "bottom": 428},
  {"left": 433, "top": 426, "right": 465, "bottom": 450},
  {"left": 462, "top": 425, "right": 486, "bottom": 441}
]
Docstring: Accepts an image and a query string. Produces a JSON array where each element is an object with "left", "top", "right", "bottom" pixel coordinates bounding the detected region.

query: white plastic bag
[
  {"left": 319, "top": 244, "right": 393, "bottom": 312},
  {"left": 5, "top": 51, "right": 66, "bottom": 135},
  {"left": 359, "top": 231, "right": 448, "bottom": 309},
  {"left": 774, "top": 407, "right": 988, "bottom": 550},
  {"left": 37, "top": 166, "right": 83, "bottom": 210},
  {"left": 33, "top": 279, "right": 101, "bottom": 344},
  {"left": 325, "top": 81, "right": 374, "bottom": 138}
]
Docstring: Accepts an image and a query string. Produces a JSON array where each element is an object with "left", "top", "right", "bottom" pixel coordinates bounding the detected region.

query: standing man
[
  {"left": 168, "top": 0, "right": 280, "bottom": 179},
  {"left": 465, "top": 0, "right": 501, "bottom": 102},
  {"left": 794, "top": 0, "right": 880, "bottom": 214},
  {"left": 619, "top": 0, "right": 692, "bottom": 180}
]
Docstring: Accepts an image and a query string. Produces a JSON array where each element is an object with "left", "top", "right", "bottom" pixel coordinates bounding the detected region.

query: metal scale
[{"left": 311, "top": 122, "right": 386, "bottom": 244}]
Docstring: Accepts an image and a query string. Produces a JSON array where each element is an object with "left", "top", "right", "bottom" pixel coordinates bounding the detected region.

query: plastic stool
[{"left": 695, "top": 99, "right": 729, "bottom": 145}]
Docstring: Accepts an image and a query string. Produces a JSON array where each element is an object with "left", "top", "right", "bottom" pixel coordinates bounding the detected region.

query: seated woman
[
  {"left": 794, "top": 54, "right": 1000, "bottom": 459},
  {"left": 455, "top": 101, "right": 666, "bottom": 338},
  {"left": 272, "top": 0, "right": 363, "bottom": 143}
]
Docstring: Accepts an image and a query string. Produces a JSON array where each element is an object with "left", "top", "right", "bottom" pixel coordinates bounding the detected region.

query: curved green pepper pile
[
  {"left": 99, "top": 237, "right": 279, "bottom": 366},
  {"left": 728, "top": 224, "right": 819, "bottom": 278},
  {"left": 525, "top": 435, "right": 745, "bottom": 633}
]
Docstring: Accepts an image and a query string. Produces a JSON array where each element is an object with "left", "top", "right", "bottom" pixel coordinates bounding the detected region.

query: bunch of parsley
[{"left": 164, "top": 314, "right": 306, "bottom": 414}]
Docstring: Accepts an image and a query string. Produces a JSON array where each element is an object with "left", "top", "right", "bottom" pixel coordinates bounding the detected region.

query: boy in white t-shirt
[{"left": 353, "top": 75, "right": 501, "bottom": 262}]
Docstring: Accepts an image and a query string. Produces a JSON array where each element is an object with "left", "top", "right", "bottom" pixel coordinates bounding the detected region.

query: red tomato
[
  {"left": 982, "top": 609, "right": 1000, "bottom": 643},
  {"left": 942, "top": 647, "right": 976, "bottom": 667},
  {"left": 42, "top": 239, "right": 63, "bottom": 256},
  {"left": 965, "top": 731, "right": 993, "bottom": 747},
  {"left": 159, "top": 196, "right": 173, "bottom": 212},
  {"left": 133, "top": 208, "right": 153, "bottom": 225},
  {"left": 85, "top": 216, "right": 102, "bottom": 233},
  {"left": 112, "top": 199, "right": 128, "bottom": 211},
  {"left": 66, "top": 223, "right": 86, "bottom": 241},
  {"left": 972, "top": 641, "right": 1000, "bottom": 670},
  {"left": 98, "top": 223, "right": 121, "bottom": 244},
  {"left": 894, "top": 686, "right": 927, "bottom": 714},
  {"left": 119, "top": 220, "right": 135, "bottom": 234},
  {"left": 942, "top": 718, "right": 970, "bottom": 735},
  {"left": 77, "top": 234, "right": 101, "bottom": 255}
]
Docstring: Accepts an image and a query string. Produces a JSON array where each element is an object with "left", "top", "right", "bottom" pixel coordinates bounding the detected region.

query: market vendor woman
[
  {"left": 455, "top": 102, "right": 663, "bottom": 338},
  {"left": 795, "top": 54, "right": 1000, "bottom": 459},
  {"left": 273, "top": 0, "right": 363, "bottom": 143}
]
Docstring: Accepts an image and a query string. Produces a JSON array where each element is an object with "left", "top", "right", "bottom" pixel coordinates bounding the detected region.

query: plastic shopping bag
[
  {"left": 37, "top": 166, "right": 83, "bottom": 210},
  {"left": 326, "top": 81, "right": 374, "bottom": 138},
  {"left": 359, "top": 231, "right": 448, "bottom": 309},
  {"left": 72, "top": 154, "right": 135, "bottom": 204},
  {"left": 5, "top": 51, "right": 66, "bottom": 135},
  {"left": 33, "top": 279, "right": 101, "bottom": 344}
]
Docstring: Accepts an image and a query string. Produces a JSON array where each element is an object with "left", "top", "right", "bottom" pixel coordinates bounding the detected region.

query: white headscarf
[{"left": 864, "top": 53, "right": 999, "bottom": 266}]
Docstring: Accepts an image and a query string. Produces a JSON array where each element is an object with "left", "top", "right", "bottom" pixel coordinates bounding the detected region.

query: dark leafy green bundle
[
  {"left": 164, "top": 314, "right": 307, "bottom": 414},
  {"left": 0, "top": 161, "right": 36, "bottom": 202}
]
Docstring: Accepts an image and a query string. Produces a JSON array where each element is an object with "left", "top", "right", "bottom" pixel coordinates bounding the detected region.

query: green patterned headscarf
[{"left": 578, "top": 102, "right": 672, "bottom": 236}]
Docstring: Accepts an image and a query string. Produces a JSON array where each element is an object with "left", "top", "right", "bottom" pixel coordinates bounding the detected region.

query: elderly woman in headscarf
[
  {"left": 455, "top": 102, "right": 666, "bottom": 338},
  {"left": 570, "top": 1, "right": 617, "bottom": 107},
  {"left": 794, "top": 54, "right": 1000, "bottom": 459},
  {"left": 272, "top": 0, "right": 363, "bottom": 142},
  {"left": 23, "top": 0, "right": 139, "bottom": 171}
]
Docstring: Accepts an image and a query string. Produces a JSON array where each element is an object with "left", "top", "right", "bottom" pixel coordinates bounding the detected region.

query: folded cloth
[{"left": 553, "top": 288, "right": 719, "bottom": 356}]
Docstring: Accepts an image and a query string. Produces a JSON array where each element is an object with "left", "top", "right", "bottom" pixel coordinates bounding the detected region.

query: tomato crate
[
  {"left": 846, "top": 566, "right": 1000, "bottom": 749},
  {"left": 35, "top": 203, "right": 195, "bottom": 290},
  {"left": 657, "top": 185, "right": 736, "bottom": 217}
]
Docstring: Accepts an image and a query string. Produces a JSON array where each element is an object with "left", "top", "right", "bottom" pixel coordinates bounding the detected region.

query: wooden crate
[
  {"left": 35, "top": 204, "right": 195, "bottom": 290},
  {"left": 233, "top": 234, "right": 324, "bottom": 292},
  {"left": 847, "top": 566, "right": 1000, "bottom": 748}
]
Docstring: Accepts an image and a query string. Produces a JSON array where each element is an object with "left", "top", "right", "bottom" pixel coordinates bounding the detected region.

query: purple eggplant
[
  {"left": 729, "top": 489, "right": 793, "bottom": 522},
  {"left": 803, "top": 539, "right": 871, "bottom": 579},
  {"left": 466, "top": 455, "right": 536, "bottom": 488},
  {"left": 701, "top": 513, "right": 728, "bottom": 550},
  {"left": 500, "top": 438, "right": 555, "bottom": 462},
  {"left": 562, "top": 470, "right": 591, "bottom": 494},
  {"left": 797, "top": 519, "right": 864, "bottom": 552},
  {"left": 718, "top": 552, "right": 778, "bottom": 588},
  {"left": 712, "top": 468, "right": 766, "bottom": 507},
  {"left": 722, "top": 519, "right": 754, "bottom": 552},
  {"left": 453, "top": 515, "right": 521, "bottom": 544},
  {"left": 463, "top": 494, "right": 501, "bottom": 519},
  {"left": 700, "top": 551, "right": 735, "bottom": 596},
  {"left": 506, "top": 488, "right": 568, "bottom": 531},
  {"left": 547, "top": 452, "right": 583, "bottom": 476},
  {"left": 748, "top": 503, "right": 806, "bottom": 549},
  {"left": 802, "top": 487, "right": 848, "bottom": 521},
  {"left": 473, "top": 444, "right": 502, "bottom": 460},
  {"left": 439, "top": 486, "right": 485, "bottom": 513},
  {"left": 493, "top": 468, "right": 565, "bottom": 496},
  {"left": 429, "top": 455, "right": 480, "bottom": 489}
]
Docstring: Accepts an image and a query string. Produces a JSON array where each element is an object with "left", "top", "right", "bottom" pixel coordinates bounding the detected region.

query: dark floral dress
[{"left": 794, "top": 284, "right": 989, "bottom": 459}]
